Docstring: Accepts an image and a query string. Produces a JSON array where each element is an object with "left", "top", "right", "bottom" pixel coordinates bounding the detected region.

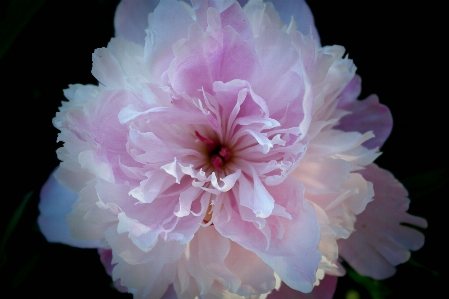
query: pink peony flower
[{"left": 38, "top": 0, "right": 427, "bottom": 298}]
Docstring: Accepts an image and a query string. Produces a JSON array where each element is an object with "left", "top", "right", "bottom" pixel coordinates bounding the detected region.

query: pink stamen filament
[{"left": 195, "top": 131, "right": 231, "bottom": 172}]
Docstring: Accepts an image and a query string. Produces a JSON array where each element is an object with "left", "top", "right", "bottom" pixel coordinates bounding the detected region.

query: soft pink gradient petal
[
  {"left": 338, "top": 164, "right": 427, "bottom": 279},
  {"left": 114, "top": 0, "right": 157, "bottom": 45},
  {"left": 268, "top": 275, "right": 337, "bottom": 299},
  {"left": 167, "top": 16, "right": 260, "bottom": 98},
  {"left": 214, "top": 177, "right": 321, "bottom": 293},
  {"left": 38, "top": 168, "right": 101, "bottom": 248},
  {"left": 336, "top": 75, "right": 393, "bottom": 149},
  {"left": 182, "top": 226, "right": 276, "bottom": 296}
]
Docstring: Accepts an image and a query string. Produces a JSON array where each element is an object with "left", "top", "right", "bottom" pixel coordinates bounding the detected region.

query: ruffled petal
[
  {"left": 338, "top": 164, "right": 427, "bottom": 279},
  {"left": 38, "top": 168, "right": 101, "bottom": 248},
  {"left": 104, "top": 225, "right": 185, "bottom": 295},
  {"left": 336, "top": 75, "right": 393, "bottom": 149},
  {"left": 177, "top": 226, "right": 275, "bottom": 297},
  {"left": 214, "top": 177, "right": 321, "bottom": 293}
]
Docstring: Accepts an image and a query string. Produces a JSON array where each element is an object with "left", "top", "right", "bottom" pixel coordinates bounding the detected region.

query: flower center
[{"left": 195, "top": 131, "right": 231, "bottom": 172}]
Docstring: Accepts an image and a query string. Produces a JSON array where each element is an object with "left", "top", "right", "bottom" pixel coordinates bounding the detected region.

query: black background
[{"left": 0, "top": 1, "right": 446, "bottom": 298}]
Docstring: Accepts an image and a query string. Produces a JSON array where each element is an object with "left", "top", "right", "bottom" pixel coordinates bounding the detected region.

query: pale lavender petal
[
  {"left": 38, "top": 168, "right": 101, "bottom": 248},
  {"left": 160, "top": 284, "right": 178, "bottom": 299},
  {"left": 336, "top": 75, "right": 393, "bottom": 149},
  {"left": 114, "top": 0, "right": 157, "bottom": 45},
  {"left": 246, "top": 0, "right": 320, "bottom": 45},
  {"left": 338, "top": 164, "right": 427, "bottom": 279},
  {"left": 268, "top": 275, "right": 337, "bottom": 299}
]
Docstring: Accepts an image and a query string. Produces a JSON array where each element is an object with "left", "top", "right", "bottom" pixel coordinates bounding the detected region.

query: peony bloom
[{"left": 38, "top": 0, "right": 427, "bottom": 298}]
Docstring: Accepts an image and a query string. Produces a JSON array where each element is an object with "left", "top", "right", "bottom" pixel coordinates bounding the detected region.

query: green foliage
[
  {"left": 0, "top": 191, "right": 33, "bottom": 267},
  {"left": 346, "top": 268, "right": 391, "bottom": 299},
  {"left": 0, "top": 0, "right": 47, "bottom": 59},
  {"left": 401, "top": 168, "right": 449, "bottom": 200},
  {"left": 11, "top": 253, "right": 40, "bottom": 289}
]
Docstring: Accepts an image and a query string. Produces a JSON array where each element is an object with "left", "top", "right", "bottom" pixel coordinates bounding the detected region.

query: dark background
[{"left": 1, "top": 1, "right": 447, "bottom": 298}]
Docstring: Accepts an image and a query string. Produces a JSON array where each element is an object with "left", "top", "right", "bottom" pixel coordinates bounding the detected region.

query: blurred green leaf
[
  {"left": 346, "top": 289, "right": 361, "bottom": 299},
  {"left": 11, "top": 254, "right": 40, "bottom": 289},
  {"left": 408, "top": 257, "right": 439, "bottom": 277},
  {"left": 0, "top": 0, "right": 47, "bottom": 58},
  {"left": 401, "top": 168, "right": 448, "bottom": 200},
  {"left": 347, "top": 268, "right": 391, "bottom": 299},
  {"left": 0, "top": 191, "right": 33, "bottom": 267}
]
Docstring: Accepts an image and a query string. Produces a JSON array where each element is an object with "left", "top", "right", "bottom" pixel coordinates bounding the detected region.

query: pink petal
[
  {"left": 220, "top": 1, "right": 254, "bottom": 42},
  {"left": 66, "top": 179, "right": 116, "bottom": 241},
  {"left": 168, "top": 19, "right": 260, "bottom": 98},
  {"left": 105, "top": 225, "right": 184, "bottom": 296},
  {"left": 336, "top": 75, "right": 393, "bottom": 149},
  {"left": 181, "top": 226, "right": 276, "bottom": 296},
  {"left": 214, "top": 177, "right": 321, "bottom": 293},
  {"left": 37, "top": 168, "right": 101, "bottom": 248},
  {"left": 292, "top": 156, "right": 351, "bottom": 194},
  {"left": 338, "top": 164, "right": 427, "bottom": 279},
  {"left": 95, "top": 178, "right": 201, "bottom": 249},
  {"left": 268, "top": 275, "right": 337, "bottom": 299},
  {"left": 114, "top": 0, "right": 157, "bottom": 45},
  {"left": 145, "top": 0, "right": 195, "bottom": 80}
]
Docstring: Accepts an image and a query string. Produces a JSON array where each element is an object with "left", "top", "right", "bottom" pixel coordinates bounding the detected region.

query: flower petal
[
  {"left": 182, "top": 226, "right": 276, "bottom": 297},
  {"left": 38, "top": 168, "right": 101, "bottom": 248},
  {"left": 214, "top": 177, "right": 321, "bottom": 293},
  {"left": 240, "top": 0, "right": 320, "bottom": 45},
  {"left": 267, "top": 274, "right": 337, "bottom": 299},
  {"left": 145, "top": 0, "right": 195, "bottom": 80},
  {"left": 98, "top": 248, "right": 128, "bottom": 293},
  {"left": 338, "top": 164, "right": 427, "bottom": 279},
  {"left": 336, "top": 75, "right": 393, "bottom": 149},
  {"left": 114, "top": 0, "right": 157, "bottom": 45}
]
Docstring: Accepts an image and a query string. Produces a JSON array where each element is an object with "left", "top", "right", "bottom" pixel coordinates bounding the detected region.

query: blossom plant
[{"left": 38, "top": 0, "right": 427, "bottom": 298}]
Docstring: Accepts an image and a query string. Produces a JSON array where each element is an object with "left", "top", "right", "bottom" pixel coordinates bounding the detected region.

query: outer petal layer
[
  {"left": 114, "top": 0, "right": 158, "bottom": 45},
  {"left": 38, "top": 168, "right": 101, "bottom": 248},
  {"left": 338, "top": 164, "right": 427, "bottom": 279},
  {"left": 336, "top": 75, "right": 393, "bottom": 149},
  {"left": 239, "top": 0, "right": 320, "bottom": 45},
  {"left": 267, "top": 274, "right": 337, "bottom": 299}
]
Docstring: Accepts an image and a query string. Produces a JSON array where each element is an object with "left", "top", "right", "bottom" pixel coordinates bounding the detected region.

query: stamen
[
  {"left": 195, "top": 131, "right": 216, "bottom": 151},
  {"left": 211, "top": 155, "right": 224, "bottom": 171},
  {"left": 195, "top": 131, "right": 232, "bottom": 172},
  {"left": 219, "top": 147, "right": 231, "bottom": 161}
]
